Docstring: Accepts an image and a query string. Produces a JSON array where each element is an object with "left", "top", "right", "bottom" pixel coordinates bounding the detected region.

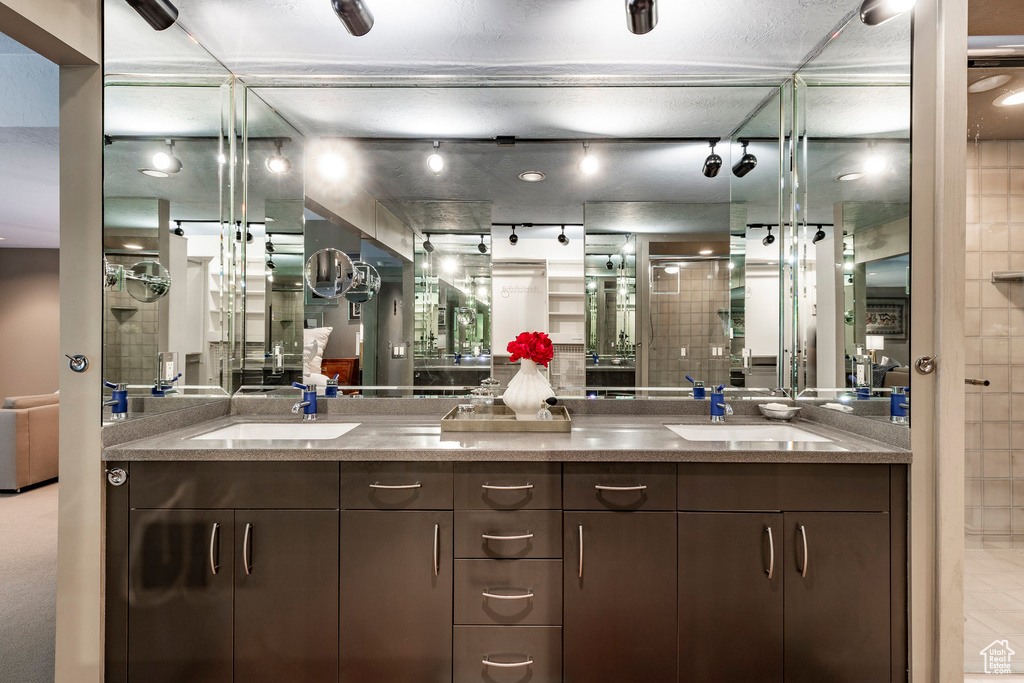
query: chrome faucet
[
  {"left": 291, "top": 382, "right": 318, "bottom": 421},
  {"left": 710, "top": 384, "right": 734, "bottom": 423}
]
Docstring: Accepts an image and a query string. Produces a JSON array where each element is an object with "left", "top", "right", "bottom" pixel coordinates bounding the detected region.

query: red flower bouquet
[{"left": 507, "top": 331, "right": 555, "bottom": 368}]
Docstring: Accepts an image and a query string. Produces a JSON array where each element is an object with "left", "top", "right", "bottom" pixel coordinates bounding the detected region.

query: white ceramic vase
[{"left": 502, "top": 359, "right": 555, "bottom": 421}]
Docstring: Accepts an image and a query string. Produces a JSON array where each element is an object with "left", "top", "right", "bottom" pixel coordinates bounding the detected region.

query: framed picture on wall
[
  {"left": 349, "top": 301, "right": 361, "bottom": 321},
  {"left": 437, "top": 306, "right": 446, "bottom": 329},
  {"left": 865, "top": 299, "right": 907, "bottom": 340}
]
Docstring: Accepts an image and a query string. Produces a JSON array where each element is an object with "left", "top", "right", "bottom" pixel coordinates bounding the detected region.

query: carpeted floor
[{"left": 0, "top": 482, "right": 58, "bottom": 683}]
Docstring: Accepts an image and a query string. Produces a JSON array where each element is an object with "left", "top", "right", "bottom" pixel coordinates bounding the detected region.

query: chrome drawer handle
[
  {"left": 579, "top": 524, "right": 584, "bottom": 578},
  {"left": 481, "top": 483, "right": 534, "bottom": 491},
  {"left": 482, "top": 657, "right": 533, "bottom": 669},
  {"left": 209, "top": 523, "right": 220, "bottom": 575},
  {"left": 797, "top": 524, "right": 808, "bottom": 578},
  {"left": 765, "top": 526, "right": 774, "bottom": 580},
  {"left": 482, "top": 590, "right": 534, "bottom": 600},
  {"left": 594, "top": 484, "right": 647, "bottom": 491},
  {"left": 482, "top": 533, "right": 534, "bottom": 541},
  {"left": 369, "top": 482, "right": 422, "bottom": 490},
  {"left": 243, "top": 523, "right": 253, "bottom": 575},
  {"left": 433, "top": 523, "right": 440, "bottom": 577}
]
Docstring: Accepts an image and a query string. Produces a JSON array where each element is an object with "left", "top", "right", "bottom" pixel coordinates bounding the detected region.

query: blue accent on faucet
[
  {"left": 292, "top": 382, "right": 318, "bottom": 416},
  {"left": 325, "top": 374, "right": 340, "bottom": 398},
  {"left": 710, "top": 391, "right": 726, "bottom": 417},
  {"left": 454, "top": 352, "right": 462, "bottom": 365},
  {"left": 592, "top": 353, "right": 599, "bottom": 365},
  {"left": 890, "top": 388, "right": 909, "bottom": 419},
  {"left": 686, "top": 376, "right": 707, "bottom": 399},
  {"left": 848, "top": 375, "right": 871, "bottom": 400},
  {"left": 152, "top": 373, "right": 182, "bottom": 396},
  {"left": 104, "top": 381, "right": 128, "bottom": 416}
]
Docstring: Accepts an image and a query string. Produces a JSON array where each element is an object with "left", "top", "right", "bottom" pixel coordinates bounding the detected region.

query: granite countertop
[{"left": 102, "top": 413, "right": 911, "bottom": 464}]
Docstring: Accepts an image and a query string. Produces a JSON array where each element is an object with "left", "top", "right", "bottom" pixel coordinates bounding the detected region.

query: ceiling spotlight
[
  {"left": 235, "top": 222, "right": 254, "bottom": 244},
  {"left": 331, "top": 0, "right": 374, "bottom": 36},
  {"left": 626, "top": 0, "right": 658, "bottom": 34},
  {"left": 812, "top": 227, "right": 827, "bottom": 244},
  {"left": 837, "top": 172, "right": 865, "bottom": 182},
  {"left": 477, "top": 235, "right": 488, "bottom": 254},
  {"left": 664, "top": 265, "right": 679, "bottom": 275},
  {"left": 995, "top": 91, "right": 1024, "bottom": 107},
  {"left": 557, "top": 226, "right": 570, "bottom": 246},
  {"left": 125, "top": 0, "right": 179, "bottom": 31},
  {"left": 762, "top": 226, "right": 776, "bottom": 247},
  {"left": 622, "top": 242, "right": 634, "bottom": 254},
  {"left": 579, "top": 142, "right": 598, "bottom": 175},
  {"left": 266, "top": 258, "right": 277, "bottom": 271},
  {"left": 266, "top": 141, "right": 291, "bottom": 174},
  {"left": 442, "top": 257, "right": 458, "bottom": 274},
  {"left": 427, "top": 141, "right": 445, "bottom": 175},
  {"left": 518, "top": 171, "right": 546, "bottom": 182},
  {"left": 172, "top": 221, "right": 184, "bottom": 237},
  {"left": 265, "top": 236, "right": 276, "bottom": 252},
  {"left": 969, "top": 75, "right": 1012, "bottom": 93},
  {"left": 858, "top": 0, "right": 916, "bottom": 26},
  {"left": 606, "top": 256, "right": 615, "bottom": 270},
  {"left": 139, "top": 169, "right": 170, "bottom": 178},
  {"left": 509, "top": 226, "right": 519, "bottom": 246},
  {"left": 152, "top": 140, "right": 183, "bottom": 174},
  {"left": 124, "top": 243, "right": 144, "bottom": 250},
  {"left": 317, "top": 150, "right": 349, "bottom": 181},
  {"left": 702, "top": 140, "right": 723, "bottom": 179},
  {"left": 864, "top": 143, "right": 888, "bottom": 175},
  {"left": 423, "top": 233, "right": 435, "bottom": 253},
  {"left": 699, "top": 249, "right": 713, "bottom": 256},
  {"left": 732, "top": 140, "right": 758, "bottom": 178}
]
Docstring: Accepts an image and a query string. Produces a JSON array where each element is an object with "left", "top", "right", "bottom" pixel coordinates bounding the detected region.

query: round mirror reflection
[
  {"left": 125, "top": 261, "right": 172, "bottom": 303},
  {"left": 344, "top": 261, "right": 381, "bottom": 304},
  {"left": 304, "top": 248, "right": 356, "bottom": 299}
]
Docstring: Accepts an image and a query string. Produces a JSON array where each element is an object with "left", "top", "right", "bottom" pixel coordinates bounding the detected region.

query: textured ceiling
[
  {"left": 970, "top": 0, "right": 1024, "bottom": 36},
  {"left": 967, "top": 67, "right": 1024, "bottom": 140}
]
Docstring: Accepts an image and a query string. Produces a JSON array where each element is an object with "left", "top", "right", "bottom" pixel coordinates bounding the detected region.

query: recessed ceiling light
[
  {"left": 664, "top": 265, "right": 679, "bottom": 274},
  {"left": 518, "top": 171, "right": 546, "bottom": 182},
  {"left": 699, "top": 249, "right": 713, "bottom": 255},
  {"left": 995, "top": 90, "right": 1024, "bottom": 107},
  {"left": 969, "top": 74, "right": 1012, "bottom": 93},
  {"left": 0, "top": 236, "right": 5, "bottom": 240},
  {"left": 124, "top": 244, "right": 144, "bottom": 250},
  {"left": 837, "top": 172, "right": 865, "bottom": 182},
  {"left": 139, "top": 168, "right": 171, "bottom": 178}
]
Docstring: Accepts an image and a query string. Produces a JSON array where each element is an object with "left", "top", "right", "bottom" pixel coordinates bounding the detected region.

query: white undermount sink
[
  {"left": 192, "top": 423, "right": 359, "bottom": 441},
  {"left": 665, "top": 424, "right": 831, "bottom": 443}
]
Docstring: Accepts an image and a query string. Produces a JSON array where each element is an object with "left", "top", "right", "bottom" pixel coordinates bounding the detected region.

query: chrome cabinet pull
[
  {"left": 481, "top": 483, "right": 534, "bottom": 491},
  {"left": 578, "top": 525, "right": 584, "bottom": 578},
  {"left": 243, "top": 523, "right": 253, "bottom": 575},
  {"left": 482, "top": 533, "right": 534, "bottom": 541},
  {"left": 482, "top": 657, "right": 533, "bottom": 669},
  {"left": 914, "top": 355, "right": 937, "bottom": 375},
  {"left": 370, "top": 482, "right": 422, "bottom": 490},
  {"left": 482, "top": 590, "right": 534, "bottom": 600},
  {"left": 209, "top": 523, "right": 220, "bottom": 575},
  {"left": 797, "top": 524, "right": 808, "bottom": 578},
  {"left": 594, "top": 484, "right": 647, "bottom": 492},
  {"left": 433, "top": 523, "right": 439, "bottom": 577},
  {"left": 765, "top": 526, "right": 774, "bottom": 580}
]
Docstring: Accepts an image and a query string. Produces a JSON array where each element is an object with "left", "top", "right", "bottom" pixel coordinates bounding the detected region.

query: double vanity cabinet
[{"left": 103, "top": 458, "right": 907, "bottom": 683}]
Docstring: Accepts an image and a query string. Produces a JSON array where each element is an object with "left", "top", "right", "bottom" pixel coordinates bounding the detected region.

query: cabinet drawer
[
  {"left": 455, "top": 559, "right": 562, "bottom": 626},
  {"left": 340, "top": 462, "right": 453, "bottom": 509},
  {"left": 129, "top": 462, "right": 340, "bottom": 509},
  {"left": 454, "top": 626, "right": 562, "bottom": 683},
  {"left": 564, "top": 463, "right": 676, "bottom": 510},
  {"left": 455, "top": 463, "right": 561, "bottom": 510},
  {"left": 677, "top": 464, "right": 891, "bottom": 512},
  {"left": 456, "top": 510, "right": 562, "bottom": 558}
]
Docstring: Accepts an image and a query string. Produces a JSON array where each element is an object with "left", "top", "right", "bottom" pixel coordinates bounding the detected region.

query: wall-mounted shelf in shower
[{"left": 991, "top": 271, "right": 1024, "bottom": 283}]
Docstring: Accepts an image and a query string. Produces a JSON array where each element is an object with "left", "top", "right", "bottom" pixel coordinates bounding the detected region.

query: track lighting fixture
[
  {"left": 140, "top": 140, "right": 182, "bottom": 178},
  {"left": 858, "top": 0, "right": 916, "bottom": 26},
  {"left": 626, "top": 0, "right": 658, "bottom": 34},
  {"left": 125, "top": 0, "right": 179, "bottom": 31},
  {"left": 423, "top": 233, "right": 435, "bottom": 253},
  {"left": 606, "top": 256, "right": 615, "bottom": 271},
  {"left": 172, "top": 221, "right": 184, "bottom": 237},
  {"left": 235, "top": 222, "right": 254, "bottom": 244},
  {"left": 732, "top": 140, "right": 757, "bottom": 178},
  {"left": 579, "top": 142, "right": 598, "bottom": 175},
  {"left": 557, "top": 226, "right": 570, "bottom": 246},
  {"left": 266, "top": 258, "right": 277, "bottom": 271},
  {"left": 477, "top": 235, "right": 488, "bottom": 254},
  {"left": 702, "top": 141, "right": 722, "bottom": 179},
  {"left": 427, "top": 141, "right": 445, "bottom": 175},
  {"left": 864, "top": 141, "right": 888, "bottom": 175},
  {"left": 266, "top": 141, "right": 291, "bottom": 174},
  {"left": 265, "top": 236, "right": 276, "bottom": 252},
  {"left": 812, "top": 226, "right": 827, "bottom": 244},
  {"left": 331, "top": 0, "right": 374, "bottom": 36},
  {"left": 762, "top": 226, "right": 776, "bottom": 247},
  {"left": 509, "top": 226, "right": 519, "bottom": 246}
]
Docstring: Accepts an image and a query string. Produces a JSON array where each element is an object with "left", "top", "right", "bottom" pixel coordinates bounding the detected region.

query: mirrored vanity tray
[{"left": 441, "top": 405, "right": 572, "bottom": 433}]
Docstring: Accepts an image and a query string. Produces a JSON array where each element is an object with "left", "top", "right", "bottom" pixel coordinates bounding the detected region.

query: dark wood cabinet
[
  {"left": 678, "top": 512, "right": 784, "bottom": 683},
  {"left": 339, "top": 510, "right": 453, "bottom": 683},
  {"left": 783, "top": 512, "right": 891, "bottom": 683},
  {"left": 127, "top": 509, "right": 234, "bottom": 683},
  {"left": 563, "top": 511, "right": 677, "bottom": 683},
  {"left": 234, "top": 510, "right": 339, "bottom": 683}
]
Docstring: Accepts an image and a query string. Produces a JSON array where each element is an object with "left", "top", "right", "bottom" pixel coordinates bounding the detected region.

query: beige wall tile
[
  {"left": 985, "top": 451, "right": 1012, "bottom": 477},
  {"left": 983, "top": 338, "right": 1010, "bottom": 364},
  {"left": 982, "top": 168, "right": 1010, "bottom": 195},
  {"left": 981, "top": 309, "right": 1009, "bottom": 336},
  {"left": 982, "top": 281, "right": 1010, "bottom": 308},
  {"left": 1012, "top": 142, "right": 1024, "bottom": 167},
  {"left": 985, "top": 422, "right": 1012, "bottom": 450},
  {"left": 982, "top": 141, "right": 1010, "bottom": 167},
  {"left": 985, "top": 479, "right": 1012, "bottom": 505},
  {"left": 982, "top": 196, "right": 1010, "bottom": 223},
  {"left": 969, "top": 141, "right": 981, "bottom": 167},
  {"left": 983, "top": 393, "right": 1011, "bottom": 421}
]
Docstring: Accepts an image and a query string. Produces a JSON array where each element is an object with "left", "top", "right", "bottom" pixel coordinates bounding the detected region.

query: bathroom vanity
[{"left": 101, "top": 402, "right": 909, "bottom": 683}]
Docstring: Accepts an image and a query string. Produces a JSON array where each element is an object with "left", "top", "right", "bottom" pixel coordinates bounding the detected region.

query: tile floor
[{"left": 966, "top": 548, "right": 1024, "bottom": 675}]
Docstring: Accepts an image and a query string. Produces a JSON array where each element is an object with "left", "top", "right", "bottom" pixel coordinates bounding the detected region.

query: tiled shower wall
[
  {"left": 103, "top": 253, "right": 159, "bottom": 386},
  {"left": 965, "top": 140, "right": 1024, "bottom": 547},
  {"left": 648, "top": 260, "right": 731, "bottom": 389}
]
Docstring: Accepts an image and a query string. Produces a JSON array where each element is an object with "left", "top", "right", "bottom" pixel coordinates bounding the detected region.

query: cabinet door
[
  {"left": 784, "top": 512, "right": 890, "bottom": 683},
  {"left": 127, "top": 509, "right": 233, "bottom": 683},
  {"left": 564, "top": 512, "right": 677, "bottom": 683},
  {"left": 678, "top": 513, "right": 784, "bottom": 682},
  {"left": 340, "top": 511, "right": 453, "bottom": 683},
  {"left": 235, "top": 510, "right": 339, "bottom": 683}
]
